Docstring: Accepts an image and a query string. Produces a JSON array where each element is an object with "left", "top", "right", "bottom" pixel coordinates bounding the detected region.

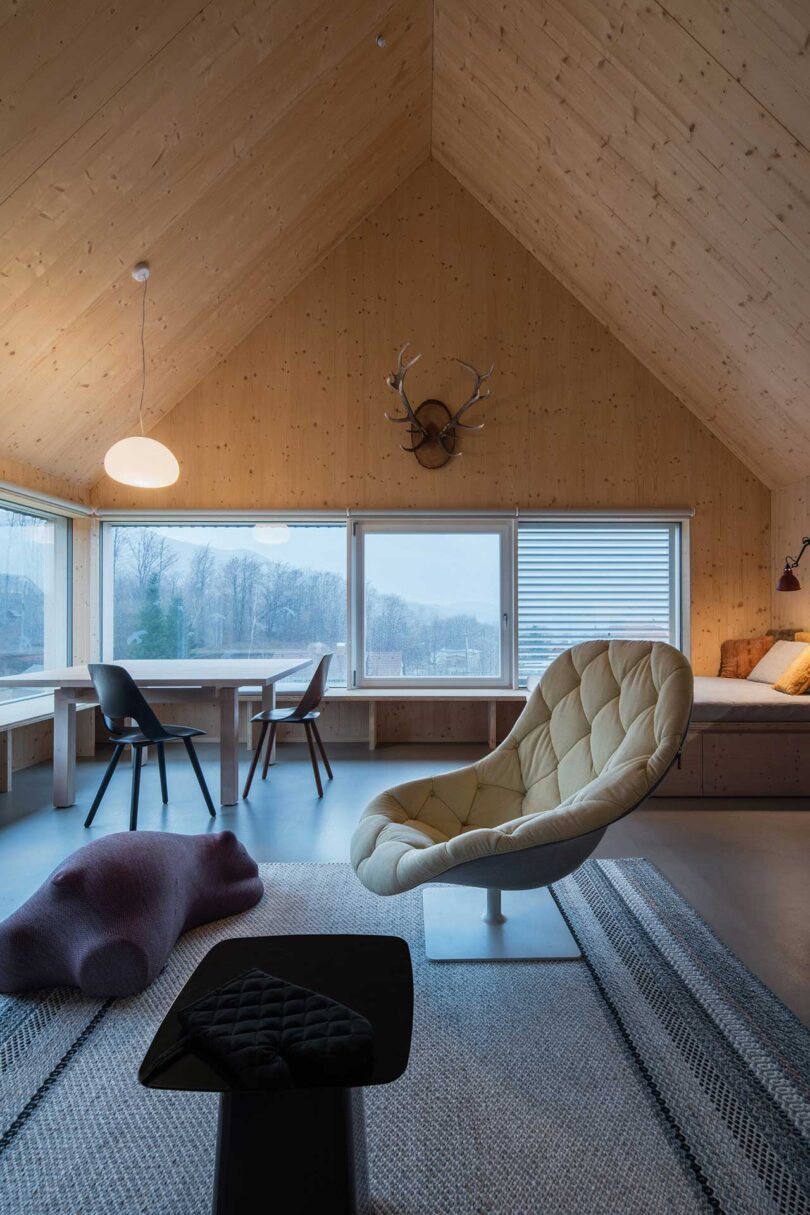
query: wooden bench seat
[
  {"left": 238, "top": 686, "right": 529, "bottom": 750},
  {"left": 0, "top": 695, "right": 95, "bottom": 793}
]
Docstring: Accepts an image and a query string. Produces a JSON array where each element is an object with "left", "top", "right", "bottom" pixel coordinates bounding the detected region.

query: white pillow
[{"left": 746, "top": 640, "right": 810, "bottom": 684}]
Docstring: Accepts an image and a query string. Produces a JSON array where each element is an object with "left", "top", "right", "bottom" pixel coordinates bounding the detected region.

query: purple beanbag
[{"left": 0, "top": 831, "right": 264, "bottom": 998}]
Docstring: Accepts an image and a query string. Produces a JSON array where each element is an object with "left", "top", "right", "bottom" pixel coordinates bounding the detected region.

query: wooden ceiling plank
[
  {"left": 433, "top": 103, "right": 807, "bottom": 483},
  {"left": 664, "top": 0, "right": 810, "bottom": 148},
  {"left": 433, "top": 0, "right": 810, "bottom": 486},
  {"left": 0, "top": 1, "right": 428, "bottom": 414},
  {"left": 0, "top": 0, "right": 207, "bottom": 197},
  {"left": 434, "top": 25, "right": 808, "bottom": 394},
  {"left": 0, "top": 0, "right": 395, "bottom": 316}
]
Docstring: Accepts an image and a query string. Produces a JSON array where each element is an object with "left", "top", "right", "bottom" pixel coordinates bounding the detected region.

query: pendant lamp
[{"left": 103, "top": 264, "right": 180, "bottom": 488}]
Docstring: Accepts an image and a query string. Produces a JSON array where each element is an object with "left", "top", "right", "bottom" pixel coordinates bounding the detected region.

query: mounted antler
[
  {"left": 384, "top": 344, "right": 494, "bottom": 468},
  {"left": 437, "top": 360, "right": 494, "bottom": 443},
  {"left": 384, "top": 344, "right": 429, "bottom": 452}
]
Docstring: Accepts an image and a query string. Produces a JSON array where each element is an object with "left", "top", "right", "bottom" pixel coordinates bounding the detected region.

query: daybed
[{"left": 653, "top": 675, "right": 810, "bottom": 797}]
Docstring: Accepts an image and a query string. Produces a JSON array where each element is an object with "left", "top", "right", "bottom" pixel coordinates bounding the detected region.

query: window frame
[
  {"left": 350, "top": 517, "right": 515, "bottom": 689},
  {"left": 514, "top": 515, "right": 689, "bottom": 686},
  {"left": 97, "top": 509, "right": 691, "bottom": 690},
  {"left": 99, "top": 515, "right": 349, "bottom": 678},
  {"left": 0, "top": 497, "right": 73, "bottom": 701}
]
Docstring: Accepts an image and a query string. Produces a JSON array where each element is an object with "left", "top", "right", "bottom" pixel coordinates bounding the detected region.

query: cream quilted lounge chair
[{"left": 351, "top": 640, "right": 693, "bottom": 960}]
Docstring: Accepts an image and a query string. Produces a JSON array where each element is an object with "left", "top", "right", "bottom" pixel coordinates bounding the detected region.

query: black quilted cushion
[{"left": 178, "top": 968, "right": 375, "bottom": 1090}]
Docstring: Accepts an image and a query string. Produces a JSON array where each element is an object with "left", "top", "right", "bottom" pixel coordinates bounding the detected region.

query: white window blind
[{"left": 517, "top": 522, "right": 680, "bottom": 685}]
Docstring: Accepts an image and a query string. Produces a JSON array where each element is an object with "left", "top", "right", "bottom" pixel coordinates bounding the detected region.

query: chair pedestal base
[{"left": 423, "top": 886, "right": 581, "bottom": 962}]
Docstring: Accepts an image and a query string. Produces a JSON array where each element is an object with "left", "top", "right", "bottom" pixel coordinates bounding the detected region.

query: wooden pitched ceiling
[
  {"left": 2, "top": 0, "right": 808, "bottom": 490},
  {"left": 0, "top": 0, "right": 431, "bottom": 483},
  {"left": 433, "top": 0, "right": 810, "bottom": 488}
]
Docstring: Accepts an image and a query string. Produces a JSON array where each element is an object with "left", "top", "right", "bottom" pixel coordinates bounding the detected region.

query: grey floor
[{"left": 1, "top": 741, "right": 808, "bottom": 1024}]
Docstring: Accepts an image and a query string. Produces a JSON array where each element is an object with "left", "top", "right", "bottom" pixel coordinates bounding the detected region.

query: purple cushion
[{"left": 0, "top": 831, "right": 263, "bottom": 998}]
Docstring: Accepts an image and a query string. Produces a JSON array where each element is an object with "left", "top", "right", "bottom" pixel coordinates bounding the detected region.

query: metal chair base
[{"left": 422, "top": 885, "right": 581, "bottom": 962}]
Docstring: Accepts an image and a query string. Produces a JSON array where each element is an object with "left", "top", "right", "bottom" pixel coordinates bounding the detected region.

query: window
[
  {"left": 99, "top": 512, "right": 686, "bottom": 692},
  {"left": 517, "top": 521, "right": 682, "bottom": 685},
  {"left": 353, "top": 521, "right": 512, "bottom": 685},
  {"left": 0, "top": 503, "right": 70, "bottom": 704},
  {"left": 104, "top": 523, "right": 347, "bottom": 686}
]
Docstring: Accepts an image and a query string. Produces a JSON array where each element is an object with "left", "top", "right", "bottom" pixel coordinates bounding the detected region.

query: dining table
[{"left": 0, "top": 659, "right": 311, "bottom": 808}]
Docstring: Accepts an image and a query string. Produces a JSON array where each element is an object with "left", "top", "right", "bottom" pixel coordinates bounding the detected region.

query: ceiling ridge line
[
  {"left": 654, "top": 0, "right": 810, "bottom": 159},
  {"left": 0, "top": 3, "right": 210, "bottom": 211}
]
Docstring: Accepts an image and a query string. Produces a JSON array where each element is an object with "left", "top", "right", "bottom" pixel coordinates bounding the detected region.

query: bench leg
[
  {"left": 53, "top": 690, "right": 77, "bottom": 808},
  {"left": 0, "top": 731, "right": 11, "bottom": 793}
]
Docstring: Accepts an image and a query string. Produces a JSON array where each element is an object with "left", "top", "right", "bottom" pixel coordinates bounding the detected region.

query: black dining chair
[
  {"left": 242, "top": 654, "right": 333, "bottom": 799},
  {"left": 85, "top": 663, "right": 217, "bottom": 831}
]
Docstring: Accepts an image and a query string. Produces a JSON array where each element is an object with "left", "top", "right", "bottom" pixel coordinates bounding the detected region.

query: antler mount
[{"left": 384, "top": 344, "right": 493, "bottom": 469}]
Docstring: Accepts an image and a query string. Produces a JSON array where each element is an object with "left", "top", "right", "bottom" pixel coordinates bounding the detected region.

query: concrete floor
[{"left": 1, "top": 741, "right": 808, "bottom": 1024}]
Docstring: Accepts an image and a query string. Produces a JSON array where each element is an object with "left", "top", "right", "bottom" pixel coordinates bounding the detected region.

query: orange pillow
[
  {"left": 795, "top": 631, "right": 810, "bottom": 643},
  {"left": 773, "top": 645, "right": 810, "bottom": 695},
  {"left": 718, "top": 636, "right": 774, "bottom": 679}
]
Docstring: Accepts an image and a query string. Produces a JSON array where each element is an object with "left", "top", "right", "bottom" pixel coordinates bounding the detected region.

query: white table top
[{"left": 0, "top": 659, "right": 312, "bottom": 689}]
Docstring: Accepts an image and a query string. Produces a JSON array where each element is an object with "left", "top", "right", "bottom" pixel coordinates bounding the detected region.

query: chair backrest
[
  {"left": 293, "top": 654, "right": 332, "bottom": 717},
  {"left": 505, "top": 640, "right": 693, "bottom": 814},
  {"left": 89, "top": 664, "right": 170, "bottom": 740}
]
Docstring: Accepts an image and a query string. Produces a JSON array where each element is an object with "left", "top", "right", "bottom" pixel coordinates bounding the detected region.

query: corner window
[{"left": 0, "top": 504, "right": 70, "bottom": 704}]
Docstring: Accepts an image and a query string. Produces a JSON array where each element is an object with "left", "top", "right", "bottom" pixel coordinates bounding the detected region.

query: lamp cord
[{"left": 137, "top": 275, "right": 147, "bottom": 435}]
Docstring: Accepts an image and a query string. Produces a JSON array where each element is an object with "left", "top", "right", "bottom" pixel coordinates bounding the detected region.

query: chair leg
[
  {"left": 157, "top": 743, "right": 169, "bottom": 804},
  {"left": 261, "top": 722, "right": 278, "bottom": 781},
  {"left": 84, "top": 744, "right": 124, "bottom": 827},
  {"left": 242, "top": 721, "right": 269, "bottom": 799},
  {"left": 183, "top": 737, "right": 216, "bottom": 817},
  {"left": 310, "top": 722, "right": 333, "bottom": 781},
  {"left": 304, "top": 723, "right": 323, "bottom": 798},
  {"left": 129, "top": 747, "right": 143, "bottom": 831}
]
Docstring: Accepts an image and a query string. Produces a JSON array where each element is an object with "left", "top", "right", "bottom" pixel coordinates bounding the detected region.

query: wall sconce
[{"left": 776, "top": 536, "right": 810, "bottom": 592}]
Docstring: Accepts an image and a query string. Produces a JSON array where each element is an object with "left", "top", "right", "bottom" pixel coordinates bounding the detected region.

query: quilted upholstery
[
  {"left": 351, "top": 641, "right": 693, "bottom": 896},
  {"left": 179, "top": 968, "right": 374, "bottom": 1090}
]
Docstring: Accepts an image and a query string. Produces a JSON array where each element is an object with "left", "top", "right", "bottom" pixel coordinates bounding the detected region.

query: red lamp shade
[{"left": 776, "top": 566, "right": 801, "bottom": 593}]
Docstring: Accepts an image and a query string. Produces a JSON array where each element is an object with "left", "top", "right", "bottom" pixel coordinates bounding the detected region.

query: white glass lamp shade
[
  {"left": 103, "top": 436, "right": 180, "bottom": 488},
  {"left": 254, "top": 523, "right": 290, "bottom": 545}
]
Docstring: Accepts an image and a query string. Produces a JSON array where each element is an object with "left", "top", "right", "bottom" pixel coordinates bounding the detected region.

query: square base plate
[{"left": 423, "top": 886, "right": 582, "bottom": 962}]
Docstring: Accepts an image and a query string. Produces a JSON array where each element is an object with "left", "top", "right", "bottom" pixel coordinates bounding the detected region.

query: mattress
[{"left": 691, "top": 676, "right": 810, "bottom": 723}]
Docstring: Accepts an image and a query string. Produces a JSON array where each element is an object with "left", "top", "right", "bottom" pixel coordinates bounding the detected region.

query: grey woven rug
[{"left": 0, "top": 859, "right": 807, "bottom": 1214}]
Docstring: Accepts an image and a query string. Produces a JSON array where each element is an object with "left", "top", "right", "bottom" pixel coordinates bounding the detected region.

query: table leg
[
  {"left": 219, "top": 687, "right": 239, "bottom": 805},
  {"left": 213, "top": 1088, "right": 368, "bottom": 1215},
  {"left": 53, "top": 689, "right": 77, "bottom": 807},
  {"left": 488, "top": 701, "right": 498, "bottom": 750},
  {"left": 0, "top": 731, "right": 11, "bottom": 794},
  {"left": 261, "top": 683, "right": 277, "bottom": 765}
]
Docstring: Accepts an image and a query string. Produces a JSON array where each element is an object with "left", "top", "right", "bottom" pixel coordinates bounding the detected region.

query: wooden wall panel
[
  {"left": 95, "top": 161, "right": 771, "bottom": 675},
  {"left": 772, "top": 476, "right": 810, "bottom": 631},
  {"left": 0, "top": 0, "right": 431, "bottom": 483},
  {"left": 432, "top": 0, "right": 810, "bottom": 489}
]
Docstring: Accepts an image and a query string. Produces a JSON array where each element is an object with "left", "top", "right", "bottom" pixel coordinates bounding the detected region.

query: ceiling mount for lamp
[{"left": 103, "top": 262, "right": 180, "bottom": 489}]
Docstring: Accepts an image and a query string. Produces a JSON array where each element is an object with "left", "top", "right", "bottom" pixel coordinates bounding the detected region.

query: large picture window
[
  {"left": 99, "top": 512, "right": 687, "bottom": 692},
  {"left": 517, "top": 521, "right": 682, "bottom": 685},
  {"left": 352, "top": 521, "right": 513, "bottom": 686},
  {"left": 104, "top": 523, "right": 347, "bottom": 685},
  {"left": 0, "top": 503, "right": 70, "bottom": 704}
]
